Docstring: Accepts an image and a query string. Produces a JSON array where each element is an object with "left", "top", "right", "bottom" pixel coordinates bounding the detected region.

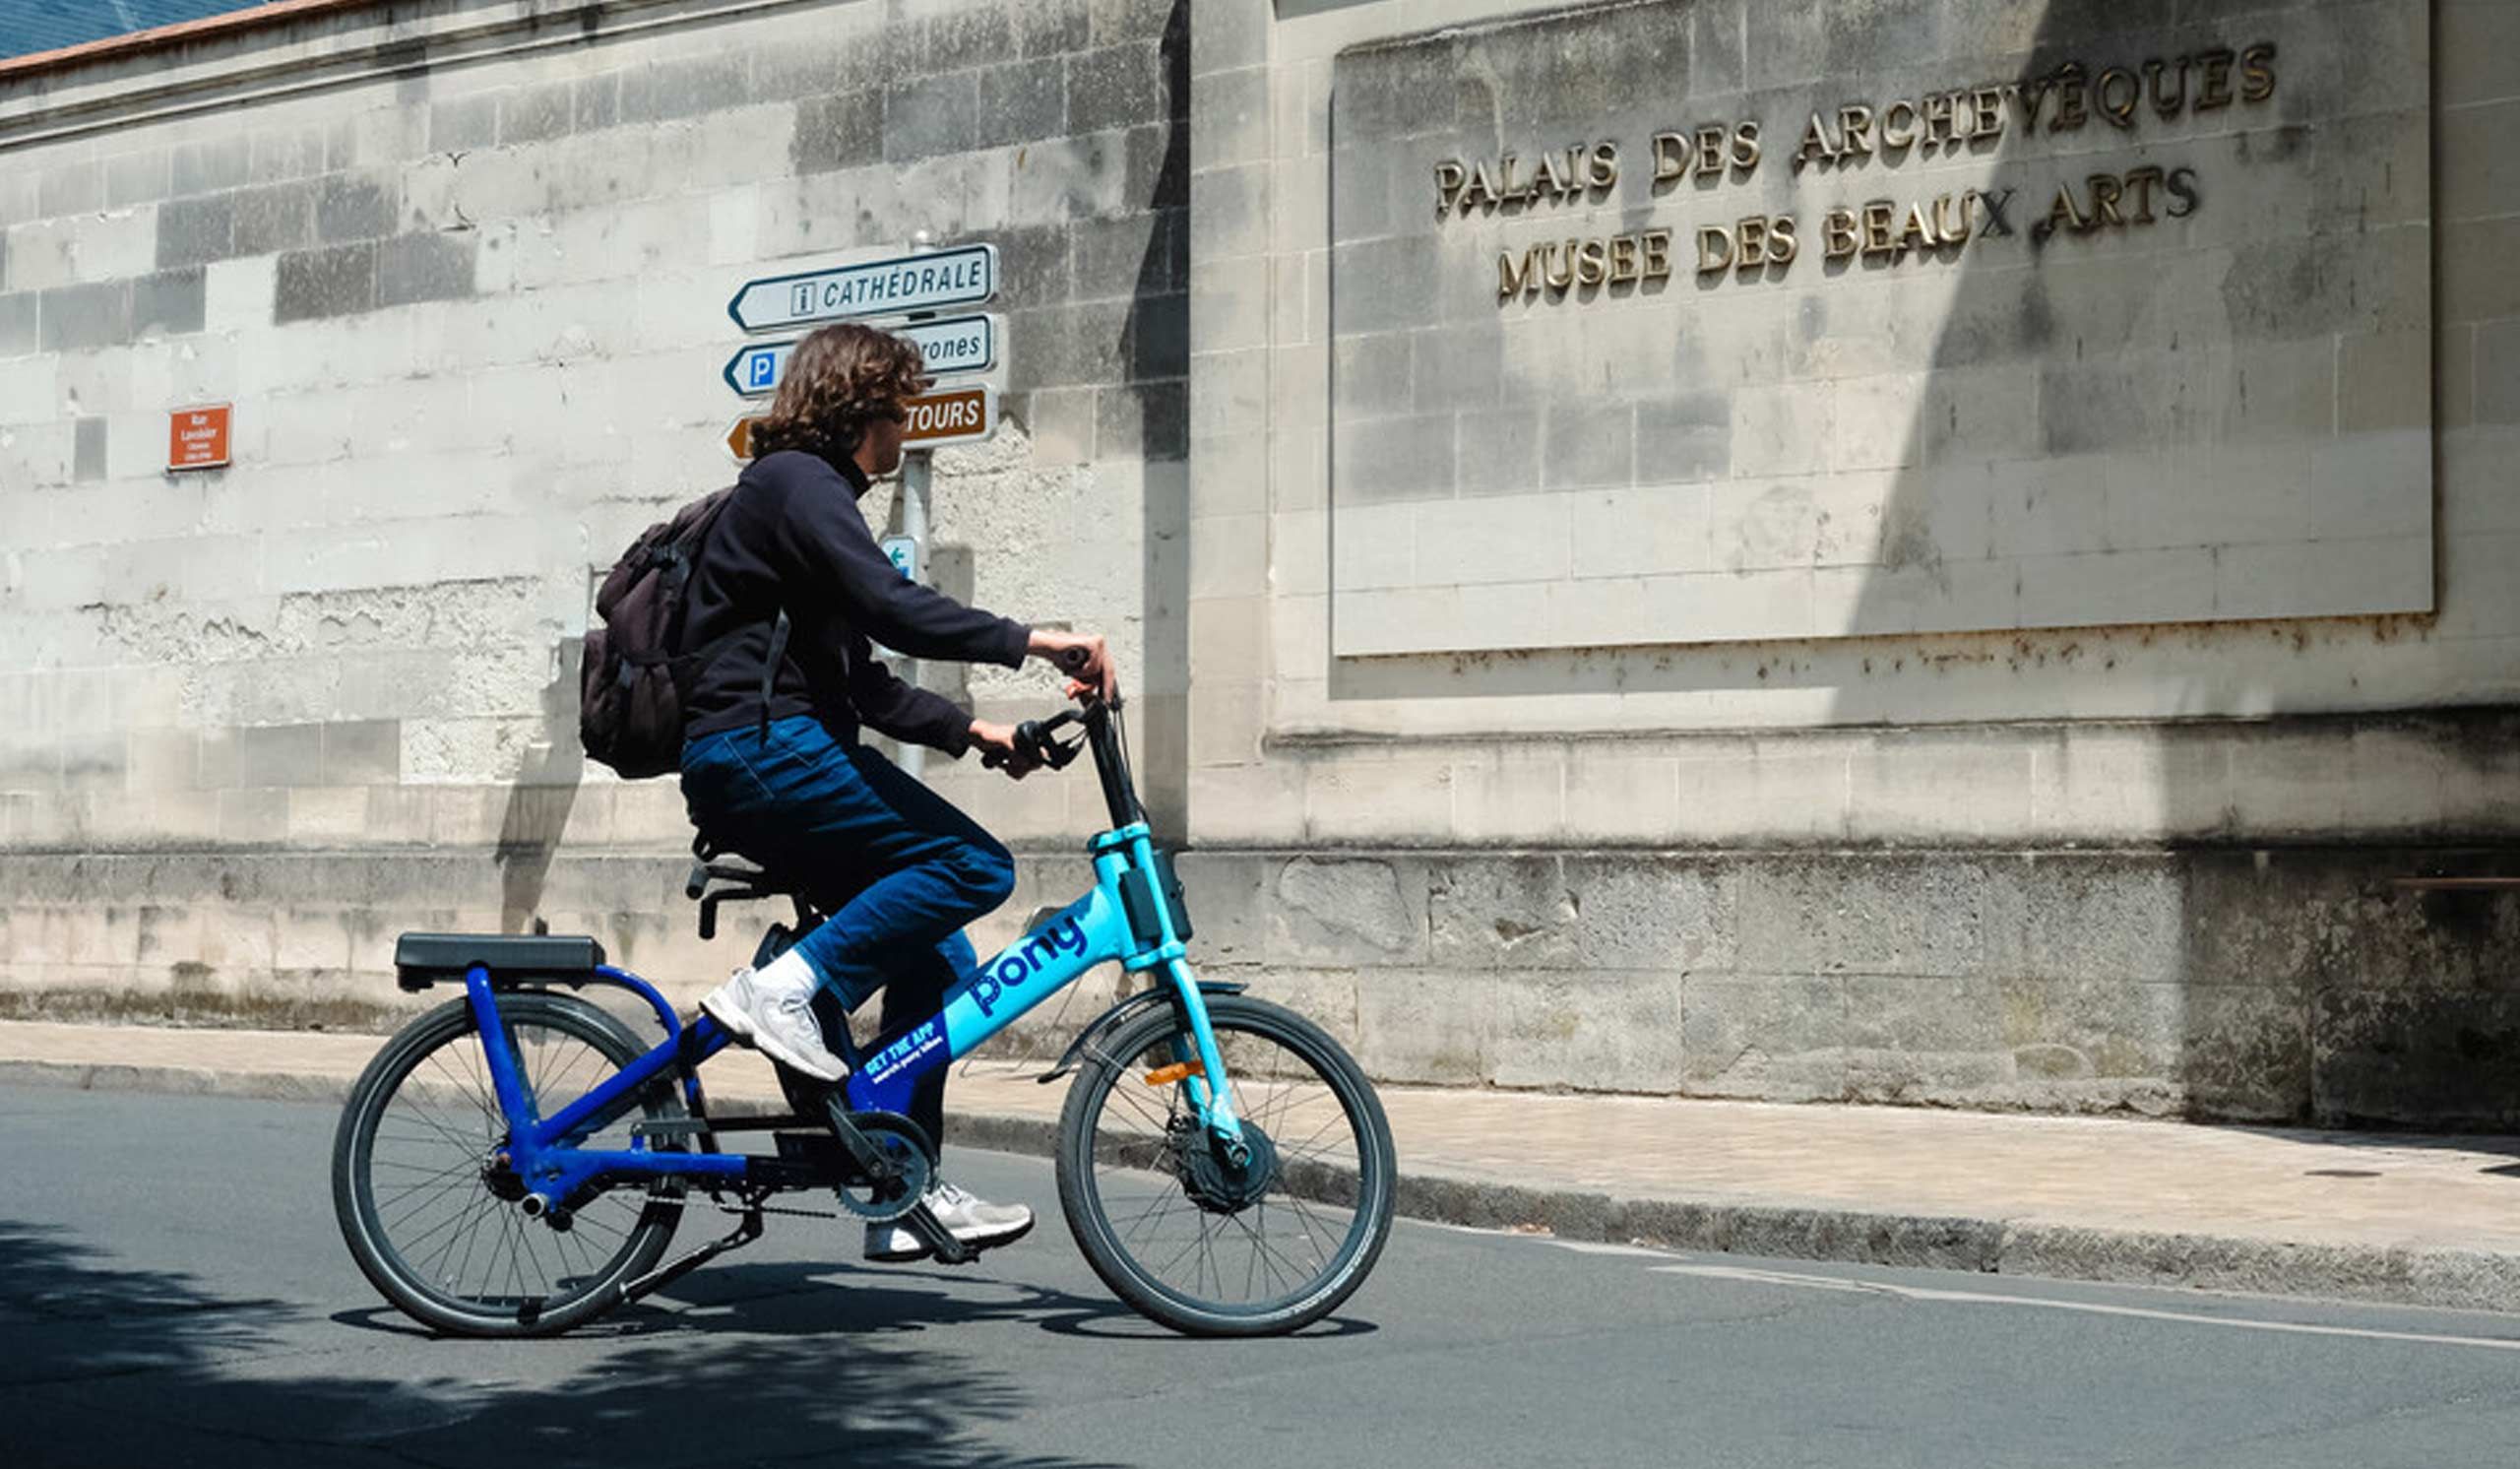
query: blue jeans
[{"left": 681, "top": 716, "right": 1015, "bottom": 1146}]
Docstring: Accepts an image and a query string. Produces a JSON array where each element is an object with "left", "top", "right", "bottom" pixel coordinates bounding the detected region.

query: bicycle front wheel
[
  {"left": 1056, "top": 992, "right": 1395, "bottom": 1336},
  {"left": 331, "top": 990, "right": 686, "bottom": 1338}
]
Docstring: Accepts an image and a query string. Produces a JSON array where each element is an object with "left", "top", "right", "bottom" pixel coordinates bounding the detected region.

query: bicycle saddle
[
  {"left": 685, "top": 839, "right": 816, "bottom": 941},
  {"left": 684, "top": 837, "right": 799, "bottom": 899}
]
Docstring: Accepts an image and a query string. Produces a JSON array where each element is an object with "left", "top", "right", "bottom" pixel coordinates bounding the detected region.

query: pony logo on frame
[{"left": 969, "top": 915, "right": 1089, "bottom": 1019}]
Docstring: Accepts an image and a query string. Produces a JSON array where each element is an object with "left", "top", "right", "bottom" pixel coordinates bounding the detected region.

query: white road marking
[
  {"left": 1656, "top": 1263, "right": 2520, "bottom": 1353},
  {"left": 1546, "top": 1241, "right": 1675, "bottom": 1259}
]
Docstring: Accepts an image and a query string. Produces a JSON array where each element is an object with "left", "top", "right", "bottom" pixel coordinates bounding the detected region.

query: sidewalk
[{"left": 6, "top": 1018, "right": 2520, "bottom": 1312}]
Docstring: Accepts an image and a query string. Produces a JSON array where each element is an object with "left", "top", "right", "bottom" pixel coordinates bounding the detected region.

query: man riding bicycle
[{"left": 675, "top": 322, "right": 1112, "bottom": 1263}]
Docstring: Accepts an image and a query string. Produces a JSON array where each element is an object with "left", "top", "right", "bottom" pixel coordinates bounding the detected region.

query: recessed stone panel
[{"left": 1328, "top": 0, "right": 2432, "bottom": 655}]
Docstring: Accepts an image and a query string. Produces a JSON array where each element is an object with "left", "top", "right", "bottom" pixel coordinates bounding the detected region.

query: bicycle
[{"left": 330, "top": 694, "right": 1396, "bottom": 1338}]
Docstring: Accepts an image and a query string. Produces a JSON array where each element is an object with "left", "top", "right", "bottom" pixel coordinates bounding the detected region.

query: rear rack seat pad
[{"left": 394, "top": 932, "right": 606, "bottom": 990}]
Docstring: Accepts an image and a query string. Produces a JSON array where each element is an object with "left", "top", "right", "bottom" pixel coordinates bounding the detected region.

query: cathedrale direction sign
[{"left": 727, "top": 243, "right": 997, "bottom": 333}]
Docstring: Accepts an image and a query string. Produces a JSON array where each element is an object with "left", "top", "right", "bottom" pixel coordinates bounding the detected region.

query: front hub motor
[{"left": 1176, "top": 1122, "right": 1278, "bottom": 1215}]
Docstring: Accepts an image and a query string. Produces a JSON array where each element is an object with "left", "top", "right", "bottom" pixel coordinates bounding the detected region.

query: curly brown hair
[{"left": 748, "top": 323, "right": 931, "bottom": 463}]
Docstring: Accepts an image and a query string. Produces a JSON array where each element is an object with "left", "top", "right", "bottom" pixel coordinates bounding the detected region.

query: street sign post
[
  {"left": 719, "top": 236, "right": 1004, "bottom": 780},
  {"left": 723, "top": 314, "right": 1001, "bottom": 398},
  {"left": 726, "top": 243, "right": 997, "bottom": 334}
]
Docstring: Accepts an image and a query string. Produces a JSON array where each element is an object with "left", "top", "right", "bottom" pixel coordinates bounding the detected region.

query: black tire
[
  {"left": 331, "top": 990, "right": 687, "bottom": 1338},
  {"left": 1055, "top": 993, "right": 1395, "bottom": 1337}
]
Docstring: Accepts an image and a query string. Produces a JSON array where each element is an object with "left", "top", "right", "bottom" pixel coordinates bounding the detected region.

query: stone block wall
[
  {"left": 1188, "top": 0, "right": 2518, "bottom": 790},
  {"left": 0, "top": 0, "right": 1188, "bottom": 1015},
  {"left": 1181, "top": 831, "right": 2520, "bottom": 1127},
  {"left": 1, "top": 0, "right": 2516, "bottom": 1128},
  {"left": 1175, "top": 0, "right": 2520, "bottom": 1126}
]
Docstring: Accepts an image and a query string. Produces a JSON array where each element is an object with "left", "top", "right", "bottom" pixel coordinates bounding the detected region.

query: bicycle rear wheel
[
  {"left": 331, "top": 990, "right": 686, "bottom": 1337},
  {"left": 1056, "top": 993, "right": 1395, "bottom": 1336}
]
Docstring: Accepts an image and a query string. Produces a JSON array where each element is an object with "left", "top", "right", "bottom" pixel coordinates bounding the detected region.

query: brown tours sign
[{"left": 724, "top": 387, "right": 996, "bottom": 462}]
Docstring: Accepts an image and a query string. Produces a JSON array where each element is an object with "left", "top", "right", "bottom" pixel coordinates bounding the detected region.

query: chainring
[{"left": 832, "top": 1111, "right": 935, "bottom": 1223}]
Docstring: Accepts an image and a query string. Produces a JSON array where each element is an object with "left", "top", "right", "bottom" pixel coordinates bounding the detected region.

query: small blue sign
[
  {"left": 880, "top": 535, "right": 919, "bottom": 582},
  {"left": 724, "top": 341, "right": 794, "bottom": 398}
]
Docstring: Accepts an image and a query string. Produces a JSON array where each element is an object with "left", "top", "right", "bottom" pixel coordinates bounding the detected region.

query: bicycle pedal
[{"left": 900, "top": 1205, "right": 976, "bottom": 1266}]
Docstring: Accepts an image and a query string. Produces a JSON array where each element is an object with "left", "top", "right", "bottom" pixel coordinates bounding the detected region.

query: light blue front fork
[{"left": 1105, "top": 827, "right": 1244, "bottom": 1148}]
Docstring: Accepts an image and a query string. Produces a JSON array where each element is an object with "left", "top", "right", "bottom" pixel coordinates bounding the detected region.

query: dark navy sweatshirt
[{"left": 677, "top": 449, "right": 1030, "bottom": 756}]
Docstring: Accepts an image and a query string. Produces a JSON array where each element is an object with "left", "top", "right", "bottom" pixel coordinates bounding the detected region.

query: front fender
[{"left": 1034, "top": 980, "right": 1248, "bottom": 1085}]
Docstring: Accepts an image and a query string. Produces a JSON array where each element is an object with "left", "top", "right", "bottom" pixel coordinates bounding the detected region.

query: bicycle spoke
[
  {"left": 380, "top": 1172, "right": 480, "bottom": 1233},
  {"left": 371, "top": 1161, "right": 476, "bottom": 1204},
  {"left": 432, "top": 1188, "right": 500, "bottom": 1288},
  {"left": 351, "top": 999, "right": 692, "bottom": 1332},
  {"left": 383, "top": 1091, "right": 487, "bottom": 1156},
  {"left": 1248, "top": 1199, "right": 1301, "bottom": 1289},
  {"left": 426, "top": 1048, "right": 499, "bottom": 1132},
  {"left": 1228, "top": 1208, "right": 1303, "bottom": 1298},
  {"left": 1121, "top": 1190, "right": 1192, "bottom": 1249},
  {"left": 1078, "top": 1006, "right": 1387, "bottom": 1322},
  {"left": 396, "top": 1188, "right": 487, "bottom": 1267}
]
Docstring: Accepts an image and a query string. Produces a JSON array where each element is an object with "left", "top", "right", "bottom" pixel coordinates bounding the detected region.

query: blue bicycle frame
[{"left": 466, "top": 790, "right": 1234, "bottom": 1212}]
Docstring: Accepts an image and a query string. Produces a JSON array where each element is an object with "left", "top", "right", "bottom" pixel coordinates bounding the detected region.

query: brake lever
[{"left": 980, "top": 714, "right": 1084, "bottom": 772}]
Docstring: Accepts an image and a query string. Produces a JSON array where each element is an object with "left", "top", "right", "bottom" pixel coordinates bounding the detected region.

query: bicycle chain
[{"left": 703, "top": 1188, "right": 851, "bottom": 1224}]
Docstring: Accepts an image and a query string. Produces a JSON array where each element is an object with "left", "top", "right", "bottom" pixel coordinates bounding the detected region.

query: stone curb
[{"left": 12, "top": 1057, "right": 2516, "bottom": 1315}]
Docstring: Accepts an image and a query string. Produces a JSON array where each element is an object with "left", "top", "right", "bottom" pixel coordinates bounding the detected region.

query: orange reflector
[{"left": 1143, "top": 1062, "right": 1197, "bottom": 1087}]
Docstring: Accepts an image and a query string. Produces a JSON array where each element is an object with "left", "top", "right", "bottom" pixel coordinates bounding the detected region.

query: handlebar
[
  {"left": 979, "top": 696, "right": 1143, "bottom": 829},
  {"left": 995, "top": 709, "right": 1086, "bottom": 772}
]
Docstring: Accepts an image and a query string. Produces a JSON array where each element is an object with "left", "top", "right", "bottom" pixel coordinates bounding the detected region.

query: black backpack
[{"left": 580, "top": 488, "right": 788, "bottom": 779}]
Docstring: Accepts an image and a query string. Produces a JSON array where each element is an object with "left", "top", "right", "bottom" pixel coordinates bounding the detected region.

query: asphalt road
[{"left": 5, "top": 1083, "right": 2520, "bottom": 1469}]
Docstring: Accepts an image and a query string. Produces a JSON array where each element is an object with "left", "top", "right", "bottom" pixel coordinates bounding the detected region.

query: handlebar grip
[
  {"left": 981, "top": 720, "right": 1046, "bottom": 772},
  {"left": 684, "top": 862, "right": 710, "bottom": 901}
]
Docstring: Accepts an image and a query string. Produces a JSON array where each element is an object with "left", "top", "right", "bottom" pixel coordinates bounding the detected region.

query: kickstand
[
  {"left": 619, "top": 1204, "right": 764, "bottom": 1303},
  {"left": 899, "top": 1203, "right": 976, "bottom": 1266}
]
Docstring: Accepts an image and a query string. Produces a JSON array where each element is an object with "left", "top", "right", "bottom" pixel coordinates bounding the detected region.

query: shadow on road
[{"left": 0, "top": 1220, "right": 1130, "bottom": 1468}]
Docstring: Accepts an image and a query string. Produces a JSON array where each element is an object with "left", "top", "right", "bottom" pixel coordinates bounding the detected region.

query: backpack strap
[{"left": 757, "top": 608, "right": 791, "bottom": 738}]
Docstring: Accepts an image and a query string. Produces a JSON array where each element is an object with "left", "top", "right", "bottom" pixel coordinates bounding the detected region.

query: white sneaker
[
  {"left": 865, "top": 1182, "right": 1036, "bottom": 1262},
  {"left": 700, "top": 965, "right": 849, "bottom": 1082}
]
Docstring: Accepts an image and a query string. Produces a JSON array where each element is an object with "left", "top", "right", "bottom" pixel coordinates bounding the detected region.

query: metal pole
[
  {"left": 896, "top": 228, "right": 936, "bottom": 784},
  {"left": 897, "top": 447, "right": 929, "bottom": 782}
]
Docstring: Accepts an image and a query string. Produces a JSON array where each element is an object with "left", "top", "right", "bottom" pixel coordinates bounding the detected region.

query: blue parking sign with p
[{"left": 725, "top": 342, "right": 793, "bottom": 398}]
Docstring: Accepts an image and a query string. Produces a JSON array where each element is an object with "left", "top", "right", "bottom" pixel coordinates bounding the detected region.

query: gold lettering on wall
[
  {"left": 1438, "top": 37, "right": 2279, "bottom": 303},
  {"left": 1498, "top": 228, "right": 1675, "bottom": 300}
]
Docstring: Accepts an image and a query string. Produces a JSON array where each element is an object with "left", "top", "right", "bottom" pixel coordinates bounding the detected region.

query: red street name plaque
[{"left": 167, "top": 404, "right": 231, "bottom": 471}]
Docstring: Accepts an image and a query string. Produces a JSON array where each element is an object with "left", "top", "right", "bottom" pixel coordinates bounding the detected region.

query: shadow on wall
[
  {"left": 1829, "top": 0, "right": 2512, "bottom": 1125},
  {"left": 1128, "top": 0, "right": 1193, "bottom": 844},
  {"left": 0, "top": 1218, "right": 1128, "bottom": 1468},
  {"left": 493, "top": 639, "right": 583, "bottom": 933}
]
